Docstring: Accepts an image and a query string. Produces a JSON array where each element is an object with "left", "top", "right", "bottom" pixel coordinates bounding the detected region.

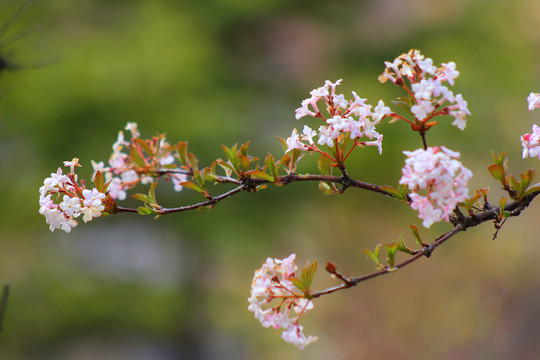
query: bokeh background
[{"left": 1, "top": 0, "right": 540, "bottom": 359}]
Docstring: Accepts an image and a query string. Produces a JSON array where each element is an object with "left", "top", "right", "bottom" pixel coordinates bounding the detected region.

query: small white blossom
[{"left": 527, "top": 92, "right": 540, "bottom": 112}]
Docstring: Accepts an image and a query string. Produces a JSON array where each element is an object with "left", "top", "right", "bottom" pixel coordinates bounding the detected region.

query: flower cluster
[
  {"left": 521, "top": 93, "right": 540, "bottom": 159},
  {"left": 379, "top": 49, "right": 470, "bottom": 130},
  {"left": 287, "top": 79, "right": 389, "bottom": 158},
  {"left": 248, "top": 254, "right": 317, "bottom": 350},
  {"left": 400, "top": 147, "right": 473, "bottom": 228},
  {"left": 39, "top": 158, "right": 108, "bottom": 233},
  {"left": 91, "top": 122, "right": 188, "bottom": 200}
]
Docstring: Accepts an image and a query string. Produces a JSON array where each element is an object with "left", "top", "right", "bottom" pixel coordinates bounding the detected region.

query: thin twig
[{"left": 311, "top": 191, "right": 540, "bottom": 298}]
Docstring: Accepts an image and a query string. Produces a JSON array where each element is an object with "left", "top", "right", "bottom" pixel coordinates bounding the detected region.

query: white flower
[
  {"left": 527, "top": 92, "right": 540, "bottom": 112},
  {"left": 281, "top": 324, "right": 318, "bottom": 350},
  {"left": 521, "top": 124, "right": 540, "bottom": 159},
  {"left": 82, "top": 188, "right": 106, "bottom": 207},
  {"left": 59, "top": 195, "right": 82, "bottom": 217},
  {"left": 438, "top": 62, "right": 460, "bottom": 86},
  {"left": 332, "top": 94, "right": 348, "bottom": 109},
  {"left": 411, "top": 100, "right": 435, "bottom": 121},
  {"left": 286, "top": 128, "right": 309, "bottom": 153},
  {"left": 125, "top": 122, "right": 140, "bottom": 138},
  {"left": 417, "top": 57, "right": 436, "bottom": 75},
  {"left": 248, "top": 254, "right": 317, "bottom": 350},
  {"left": 317, "top": 126, "right": 339, "bottom": 147}
]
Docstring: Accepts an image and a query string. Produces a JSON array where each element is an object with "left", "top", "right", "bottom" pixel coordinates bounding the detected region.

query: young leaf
[
  {"left": 135, "top": 138, "right": 154, "bottom": 157},
  {"left": 180, "top": 181, "right": 203, "bottom": 194},
  {"left": 317, "top": 154, "right": 332, "bottom": 176},
  {"left": 488, "top": 164, "right": 505, "bottom": 181},
  {"left": 300, "top": 260, "right": 318, "bottom": 293},
  {"left": 132, "top": 193, "right": 153, "bottom": 203},
  {"left": 245, "top": 170, "right": 274, "bottom": 182},
  {"left": 130, "top": 146, "right": 146, "bottom": 168},
  {"left": 410, "top": 225, "right": 425, "bottom": 247},
  {"left": 176, "top": 141, "right": 189, "bottom": 165},
  {"left": 137, "top": 206, "right": 154, "bottom": 215},
  {"left": 93, "top": 170, "right": 105, "bottom": 191},
  {"left": 364, "top": 244, "right": 384, "bottom": 269},
  {"left": 187, "top": 153, "right": 199, "bottom": 170}
]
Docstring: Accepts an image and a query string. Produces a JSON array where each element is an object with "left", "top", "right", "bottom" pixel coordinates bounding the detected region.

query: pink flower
[
  {"left": 248, "top": 254, "right": 317, "bottom": 350},
  {"left": 400, "top": 147, "right": 472, "bottom": 228},
  {"left": 527, "top": 92, "right": 540, "bottom": 112},
  {"left": 437, "top": 62, "right": 460, "bottom": 85},
  {"left": 286, "top": 128, "right": 309, "bottom": 153},
  {"left": 281, "top": 323, "right": 318, "bottom": 350},
  {"left": 521, "top": 124, "right": 540, "bottom": 159},
  {"left": 287, "top": 80, "right": 386, "bottom": 154}
]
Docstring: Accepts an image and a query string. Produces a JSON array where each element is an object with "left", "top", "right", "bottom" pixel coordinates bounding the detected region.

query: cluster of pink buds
[
  {"left": 287, "top": 79, "right": 390, "bottom": 157},
  {"left": 91, "top": 122, "right": 188, "bottom": 200},
  {"left": 399, "top": 147, "right": 473, "bottom": 228},
  {"left": 521, "top": 93, "right": 540, "bottom": 159},
  {"left": 39, "top": 158, "right": 108, "bottom": 233},
  {"left": 248, "top": 254, "right": 317, "bottom": 350},
  {"left": 379, "top": 49, "right": 470, "bottom": 130}
]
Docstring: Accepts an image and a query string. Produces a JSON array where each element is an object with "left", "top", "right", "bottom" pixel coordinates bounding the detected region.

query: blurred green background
[{"left": 1, "top": 0, "right": 540, "bottom": 358}]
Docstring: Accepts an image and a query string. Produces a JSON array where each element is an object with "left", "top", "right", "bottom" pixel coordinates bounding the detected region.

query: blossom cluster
[
  {"left": 379, "top": 49, "right": 470, "bottom": 130},
  {"left": 91, "top": 122, "right": 188, "bottom": 200},
  {"left": 39, "top": 158, "right": 107, "bottom": 233},
  {"left": 400, "top": 147, "right": 473, "bottom": 228},
  {"left": 287, "top": 79, "right": 390, "bottom": 156},
  {"left": 521, "top": 93, "right": 540, "bottom": 159},
  {"left": 248, "top": 254, "right": 317, "bottom": 350}
]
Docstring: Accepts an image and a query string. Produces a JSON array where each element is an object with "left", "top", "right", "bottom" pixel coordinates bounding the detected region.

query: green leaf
[
  {"left": 488, "top": 164, "right": 505, "bottom": 181},
  {"left": 410, "top": 225, "right": 423, "bottom": 246},
  {"left": 148, "top": 182, "right": 159, "bottom": 203},
  {"left": 93, "top": 170, "right": 105, "bottom": 191},
  {"left": 318, "top": 181, "right": 339, "bottom": 195},
  {"left": 277, "top": 137, "right": 288, "bottom": 152},
  {"left": 396, "top": 233, "right": 414, "bottom": 255},
  {"left": 132, "top": 193, "right": 153, "bottom": 203},
  {"left": 130, "top": 146, "right": 146, "bottom": 168},
  {"left": 524, "top": 183, "right": 540, "bottom": 195},
  {"left": 135, "top": 138, "right": 153, "bottom": 157},
  {"left": 180, "top": 181, "right": 203, "bottom": 194},
  {"left": 238, "top": 155, "right": 251, "bottom": 172},
  {"left": 176, "top": 141, "right": 189, "bottom": 165},
  {"left": 317, "top": 154, "right": 332, "bottom": 176},
  {"left": 379, "top": 185, "right": 404, "bottom": 200},
  {"left": 246, "top": 170, "right": 273, "bottom": 181},
  {"left": 385, "top": 243, "right": 398, "bottom": 268},
  {"left": 520, "top": 169, "right": 535, "bottom": 193},
  {"left": 239, "top": 141, "right": 250, "bottom": 157},
  {"left": 300, "top": 260, "right": 318, "bottom": 292},
  {"left": 137, "top": 206, "right": 154, "bottom": 215},
  {"left": 222, "top": 145, "right": 239, "bottom": 171},
  {"left": 187, "top": 153, "right": 199, "bottom": 170},
  {"left": 364, "top": 244, "right": 384, "bottom": 269},
  {"left": 290, "top": 278, "right": 306, "bottom": 293}
]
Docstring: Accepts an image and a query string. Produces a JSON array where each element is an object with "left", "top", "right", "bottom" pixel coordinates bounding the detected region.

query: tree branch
[{"left": 310, "top": 191, "right": 539, "bottom": 298}]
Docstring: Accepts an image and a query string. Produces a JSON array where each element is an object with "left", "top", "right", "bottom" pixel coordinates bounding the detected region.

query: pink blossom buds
[
  {"left": 399, "top": 147, "right": 473, "bottom": 228},
  {"left": 248, "top": 254, "right": 318, "bottom": 350}
]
